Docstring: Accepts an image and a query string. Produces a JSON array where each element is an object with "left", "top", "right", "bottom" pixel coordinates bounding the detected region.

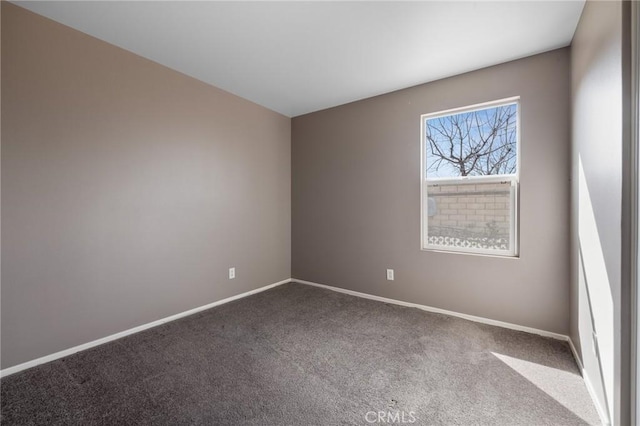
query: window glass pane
[
  {"left": 425, "top": 103, "right": 517, "bottom": 178},
  {"left": 426, "top": 181, "right": 514, "bottom": 252}
]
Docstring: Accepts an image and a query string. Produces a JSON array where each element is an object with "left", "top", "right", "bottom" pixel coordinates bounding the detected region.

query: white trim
[
  {"left": 295, "top": 278, "right": 610, "bottom": 423},
  {"left": 421, "top": 178, "right": 520, "bottom": 257},
  {"left": 425, "top": 174, "right": 517, "bottom": 185},
  {"left": 0, "top": 276, "right": 611, "bottom": 426},
  {"left": 567, "top": 338, "right": 584, "bottom": 372},
  {"left": 568, "top": 338, "right": 611, "bottom": 426},
  {"left": 420, "top": 97, "right": 520, "bottom": 258},
  {"left": 291, "top": 278, "right": 611, "bottom": 426},
  {"left": 0, "top": 278, "right": 292, "bottom": 378},
  {"left": 420, "top": 96, "right": 521, "bottom": 120},
  {"left": 293, "top": 278, "right": 566, "bottom": 340},
  {"left": 420, "top": 113, "right": 427, "bottom": 252},
  {"left": 509, "top": 180, "right": 518, "bottom": 255}
]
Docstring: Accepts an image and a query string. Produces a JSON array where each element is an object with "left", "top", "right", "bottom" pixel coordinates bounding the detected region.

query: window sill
[{"left": 421, "top": 247, "right": 520, "bottom": 259}]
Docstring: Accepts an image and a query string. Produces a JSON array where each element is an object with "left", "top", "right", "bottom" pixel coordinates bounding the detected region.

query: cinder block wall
[{"left": 427, "top": 181, "right": 511, "bottom": 236}]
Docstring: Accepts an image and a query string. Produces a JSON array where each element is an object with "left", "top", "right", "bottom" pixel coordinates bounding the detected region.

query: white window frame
[{"left": 420, "top": 97, "right": 520, "bottom": 257}]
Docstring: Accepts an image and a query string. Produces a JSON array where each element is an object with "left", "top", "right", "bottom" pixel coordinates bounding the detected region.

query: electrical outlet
[
  {"left": 592, "top": 331, "right": 598, "bottom": 357},
  {"left": 386, "top": 269, "right": 394, "bottom": 281},
  {"left": 229, "top": 267, "right": 235, "bottom": 280}
]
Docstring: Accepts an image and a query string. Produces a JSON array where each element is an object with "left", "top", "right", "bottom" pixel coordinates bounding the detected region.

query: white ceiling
[{"left": 15, "top": 1, "right": 585, "bottom": 117}]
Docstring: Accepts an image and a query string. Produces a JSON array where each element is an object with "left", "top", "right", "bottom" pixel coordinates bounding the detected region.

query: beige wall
[
  {"left": 570, "top": 1, "right": 629, "bottom": 423},
  {"left": 292, "top": 48, "right": 571, "bottom": 335},
  {"left": 1, "top": 3, "right": 291, "bottom": 369}
]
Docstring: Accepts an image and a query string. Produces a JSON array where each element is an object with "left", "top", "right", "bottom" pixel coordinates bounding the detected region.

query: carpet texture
[{"left": 1, "top": 282, "right": 600, "bottom": 425}]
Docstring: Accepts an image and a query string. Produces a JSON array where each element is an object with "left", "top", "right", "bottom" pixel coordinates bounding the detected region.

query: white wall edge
[
  {"left": 567, "top": 338, "right": 611, "bottom": 426},
  {"left": 294, "top": 278, "right": 568, "bottom": 340},
  {"left": 0, "top": 278, "right": 292, "bottom": 378}
]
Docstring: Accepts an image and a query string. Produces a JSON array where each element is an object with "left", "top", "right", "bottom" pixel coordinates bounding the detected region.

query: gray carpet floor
[{"left": 1, "top": 282, "right": 600, "bottom": 425}]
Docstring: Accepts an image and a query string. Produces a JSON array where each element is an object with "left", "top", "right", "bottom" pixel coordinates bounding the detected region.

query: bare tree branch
[{"left": 426, "top": 104, "right": 517, "bottom": 177}]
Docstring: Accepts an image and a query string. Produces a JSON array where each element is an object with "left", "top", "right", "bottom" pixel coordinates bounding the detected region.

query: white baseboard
[
  {"left": 567, "top": 338, "right": 585, "bottom": 372},
  {"left": 0, "top": 278, "right": 291, "bottom": 378},
  {"left": 295, "top": 278, "right": 611, "bottom": 425},
  {"left": 294, "top": 278, "right": 568, "bottom": 340},
  {"left": 0, "top": 276, "right": 611, "bottom": 426},
  {"left": 567, "top": 338, "right": 610, "bottom": 426}
]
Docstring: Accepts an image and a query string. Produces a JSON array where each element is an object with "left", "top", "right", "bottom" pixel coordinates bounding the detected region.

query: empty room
[{"left": 1, "top": 1, "right": 638, "bottom": 425}]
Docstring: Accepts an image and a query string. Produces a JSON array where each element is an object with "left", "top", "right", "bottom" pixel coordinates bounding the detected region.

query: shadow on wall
[{"left": 577, "top": 155, "right": 614, "bottom": 423}]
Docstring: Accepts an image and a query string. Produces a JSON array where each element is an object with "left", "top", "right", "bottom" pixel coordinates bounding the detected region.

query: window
[{"left": 421, "top": 97, "right": 519, "bottom": 256}]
